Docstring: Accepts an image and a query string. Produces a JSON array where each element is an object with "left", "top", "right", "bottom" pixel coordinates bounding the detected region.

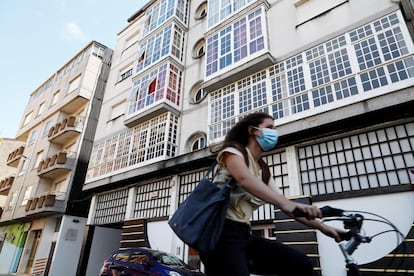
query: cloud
[{"left": 61, "top": 22, "right": 88, "bottom": 42}]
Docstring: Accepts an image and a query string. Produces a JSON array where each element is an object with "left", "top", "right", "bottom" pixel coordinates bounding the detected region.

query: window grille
[
  {"left": 93, "top": 189, "right": 128, "bottom": 225},
  {"left": 134, "top": 179, "right": 171, "bottom": 219},
  {"left": 299, "top": 122, "right": 414, "bottom": 196},
  {"left": 178, "top": 169, "right": 207, "bottom": 205},
  {"left": 251, "top": 151, "right": 288, "bottom": 222}
]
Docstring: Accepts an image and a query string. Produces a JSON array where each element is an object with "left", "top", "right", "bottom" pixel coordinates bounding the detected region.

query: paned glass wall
[
  {"left": 208, "top": 11, "right": 414, "bottom": 143},
  {"left": 87, "top": 113, "right": 179, "bottom": 180}
]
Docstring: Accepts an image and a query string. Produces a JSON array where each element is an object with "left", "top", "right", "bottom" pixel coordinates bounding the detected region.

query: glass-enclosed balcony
[
  {"left": 87, "top": 112, "right": 179, "bottom": 182},
  {"left": 125, "top": 62, "right": 182, "bottom": 127},
  {"left": 135, "top": 23, "right": 186, "bottom": 76},
  {"left": 203, "top": 6, "right": 274, "bottom": 92},
  {"left": 142, "top": 0, "right": 189, "bottom": 37}
]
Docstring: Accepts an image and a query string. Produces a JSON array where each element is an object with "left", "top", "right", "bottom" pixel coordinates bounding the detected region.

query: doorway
[{"left": 25, "top": 230, "right": 41, "bottom": 274}]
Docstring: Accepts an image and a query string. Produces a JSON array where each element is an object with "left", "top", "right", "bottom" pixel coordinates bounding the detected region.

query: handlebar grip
[
  {"left": 292, "top": 206, "right": 344, "bottom": 218},
  {"left": 292, "top": 208, "right": 307, "bottom": 218},
  {"left": 320, "top": 206, "right": 344, "bottom": 217}
]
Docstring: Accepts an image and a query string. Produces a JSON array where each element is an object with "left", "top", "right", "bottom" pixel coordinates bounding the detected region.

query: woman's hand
[
  {"left": 282, "top": 202, "right": 322, "bottom": 220},
  {"left": 320, "top": 224, "right": 347, "bottom": 242}
]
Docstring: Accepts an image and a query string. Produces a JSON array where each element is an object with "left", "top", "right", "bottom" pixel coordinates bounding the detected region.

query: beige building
[
  {"left": 0, "top": 138, "right": 25, "bottom": 213},
  {"left": 0, "top": 41, "right": 113, "bottom": 276}
]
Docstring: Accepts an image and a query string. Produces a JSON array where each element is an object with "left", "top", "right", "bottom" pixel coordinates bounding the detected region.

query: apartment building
[
  {"left": 0, "top": 138, "right": 25, "bottom": 217},
  {"left": 0, "top": 41, "right": 113, "bottom": 276},
  {"left": 82, "top": 0, "right": 414, "bottom": 275}
]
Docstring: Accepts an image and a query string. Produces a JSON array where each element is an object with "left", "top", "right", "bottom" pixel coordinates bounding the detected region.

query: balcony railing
[
  {"left": 25, "top": 192, "right": 66, "bottom": 215},
  {"left": 48, "top": 116, "right": 83, "bottom": 145},
  {"left": 37, "top": 151, "right": 76, "bottom": 179},
  {"left": 6, "top": 146, "right": 25, "bottom": 167},
  {"left": 0, "top": 176, "right": 15, "bottom": 195}
]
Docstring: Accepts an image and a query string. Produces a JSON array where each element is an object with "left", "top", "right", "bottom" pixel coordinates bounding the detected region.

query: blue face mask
[{"left": 253, "top": 127, "right": 279, "bottom": 151}]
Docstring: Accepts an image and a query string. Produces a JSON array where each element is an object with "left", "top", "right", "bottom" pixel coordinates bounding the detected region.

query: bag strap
[{"left": 239, "top": 147, "right": 271, "bottom": 185}]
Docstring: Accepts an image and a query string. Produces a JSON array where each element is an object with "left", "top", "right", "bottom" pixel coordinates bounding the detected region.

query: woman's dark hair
[{"left": 212, "top": 112, "right": 273, "bottom": 154}]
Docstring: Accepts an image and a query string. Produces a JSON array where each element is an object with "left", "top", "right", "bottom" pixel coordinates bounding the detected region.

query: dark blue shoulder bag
[{"left": 168, "top": 161, "right": 236, "bottom": 254}]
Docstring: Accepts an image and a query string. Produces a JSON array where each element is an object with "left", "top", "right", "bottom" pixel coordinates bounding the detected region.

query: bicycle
[{"left": 294, "top": 206, "right": 406, "bottom": 276}]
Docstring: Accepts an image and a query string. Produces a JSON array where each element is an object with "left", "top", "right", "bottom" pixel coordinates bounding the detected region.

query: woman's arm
[
  {"left": 223, "top": 152, "right": 321, "bottom": 219},
  {"left": 224, "top": 152, "right": 344, "bottom": 240}
]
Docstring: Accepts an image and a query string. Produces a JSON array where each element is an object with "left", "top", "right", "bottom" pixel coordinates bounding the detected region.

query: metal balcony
[
  {"left": 25, "top": 193, "right": 65, "bottom": 215},
  {"left": 37, "top": 151, "right": 76, "bottom": 179},
  {"left": 0, "top": 176, "right": 15, "bottom": 195},
  {"left": 48, "top": 116, "right": 83, "bottom": 145},
  {"left": 6, "top": 146, "right": 25, "bottom": 167}
]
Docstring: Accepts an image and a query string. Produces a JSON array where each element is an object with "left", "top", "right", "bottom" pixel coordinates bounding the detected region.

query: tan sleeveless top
[{"left": 214, "top": 147, "right": 281, "bottom": 224}]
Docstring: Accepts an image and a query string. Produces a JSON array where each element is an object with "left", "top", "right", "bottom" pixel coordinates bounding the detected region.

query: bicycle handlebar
[
  {"left": 292, "top": 205, "right": 345, "bottom": 218},
  {"left": 293, "top": 205, "right": 404, "bottom": 275},
  {"left": 292, "top": 206, "right": 366, "bottom": 242}
]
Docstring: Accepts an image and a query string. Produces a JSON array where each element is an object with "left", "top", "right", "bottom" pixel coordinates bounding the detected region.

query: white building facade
[{"left": 83, "top": 1, "right": 414, "bottom": 275}]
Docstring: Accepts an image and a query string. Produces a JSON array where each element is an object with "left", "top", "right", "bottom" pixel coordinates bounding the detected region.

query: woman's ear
[{"left": 248, "top": 126, "right": 255, "bottom": 135}]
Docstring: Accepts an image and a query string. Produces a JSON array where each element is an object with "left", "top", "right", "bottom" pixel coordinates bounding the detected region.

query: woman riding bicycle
[{"left": 200, "top": 112, "right": 345, "bottom": 276}]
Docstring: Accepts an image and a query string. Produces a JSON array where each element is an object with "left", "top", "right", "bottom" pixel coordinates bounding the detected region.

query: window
[
  {"left": 136, "top": 24, "right": 185, "bottom": 74},
  {"left": 206, "top": 8, "right": 266, "bottom": 78},
  {"left": 189, "top": 134, "right": 206, "bottom": 151},
  {"left": 37, "top": 102, "right": 45, "bottom": 117},
  {"left": 207, "top": 0, "right": 255, "bottom": 28},
  {"left": 19, "top": 158, "right": 30, "bottom": 176},
  {"left": 194, "top": 88, "right": 206, "bottom": 103},
  {"left": 51, "top": 91, "right": 60, "bottom": 106},
  {"left": 87, "top": 113, "right": 179, "bottom": 180},
  {"left": 142, "top": 0, "right": 188, "bottom": 36},
  {"left": 43, "top": 120, "right": 54, "bottom": 136},
  {"left": 109, "top": 101, "right": 126, "bottom": 121},
  {"left": 192, "top": 39, "right": 205, "bottom": 59},
  {"left": 207, "top": 11, "right": 414, "bottom": 143},
  {"left": 129, "top": 63, "right": 182, "bottom": 115},
  {"left": 125, "top": 30, "right": 141, "bottom": 50},
  {"left": 195, "top": 1, "right": 207, "bottom": 20},
  {"left": 23, "top": 112, "right": 33, "bottom": 126},
  {"left": 119, "top": 68, "right": 132, "bottom": 82},
  {"left": 28, "top": 129, "right": 38, "bottom": 146},
  {"left": 8, "top": 192, "right": 17, "bottom": 209},
  {"left": 21, "top": 186, "right": 32, "bottom": 206},
  {"left": 54, "top": 178, "right": 67, "bottom": 200},
  {"left": 68, "top": 75, "right": 81, "bottom": 94},
  {"left": 130, "top": 251, "right": 150, "bottom": 265},
  {"left": 92, "top": 44, "right": 106, "bottom": 59},
  {"left": 148, "top": 78, "right": 157, "bottom": 94},
  {"left": 190, "top": 81, "right": 207, "bottom": 103},
  {"left": 34, "top": 151, "right": 44, "bottom": 169}
]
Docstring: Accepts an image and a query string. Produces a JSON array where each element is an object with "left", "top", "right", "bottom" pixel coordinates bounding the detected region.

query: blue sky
[{"left": 0, "top": 0, "right": 146, "bottom": 138}]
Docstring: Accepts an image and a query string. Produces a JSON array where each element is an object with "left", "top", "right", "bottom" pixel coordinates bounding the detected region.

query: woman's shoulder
[{"left": 217, "top": 146, "right": 245, "bottom": 160}]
